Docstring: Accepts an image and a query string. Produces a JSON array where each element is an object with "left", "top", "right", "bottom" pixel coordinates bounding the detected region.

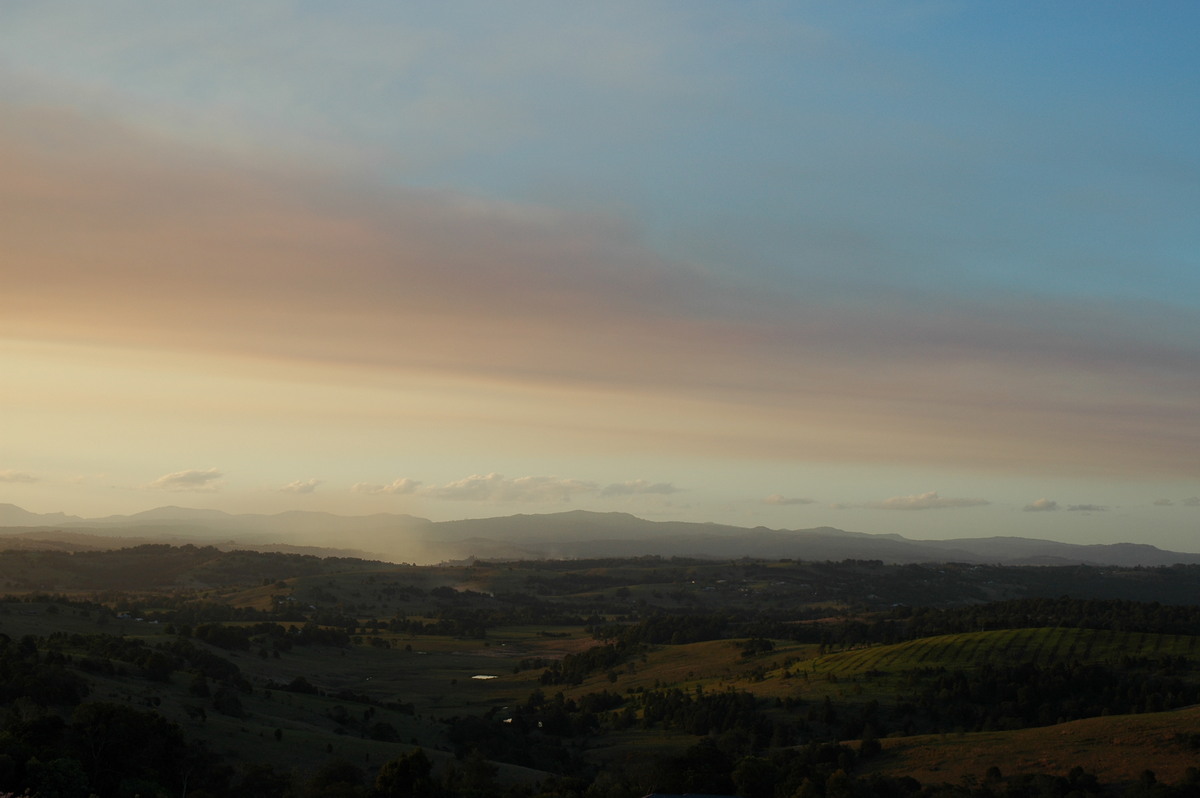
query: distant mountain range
[{"left": 1, "top": 503, "right": 1198, "bottom": 568}]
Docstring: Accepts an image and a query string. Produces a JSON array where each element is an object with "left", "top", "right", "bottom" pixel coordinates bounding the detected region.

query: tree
[
  {"left": 732, "top": 755, "right": 777, "bottom": 798},
  {"left": 825, "top": 769, "right": 855, "bottom": 798},
  {"left": 452, "top": 749, "right": 498, "bottom": 798},
  {"left": 239, "top": 763, "right": 295, "bottom": 798},
  {"left": 374, "top": 748, "right": 436, "bottom": 798},
  {"left": 189, "top": 672, "right": 211, "bottom": 697},
  {"left": 69, "top": 702, "right": 185, "bottom": 798},
  {"left": 287, "top": 675, "right": 318, "bottom": 694},
  {"left": 303, "top": 758, "right": 365, "bottom": 798},
  {"left": 791, "top": 778, "right": 820, "bottom": 798},
  {"left": 26, "top": 757, "right": 89, "bottom": 798}
]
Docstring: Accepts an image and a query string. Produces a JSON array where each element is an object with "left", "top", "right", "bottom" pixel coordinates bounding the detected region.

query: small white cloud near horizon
[
  {"left": 423, "top": 473, "right": 597, "bottom": 502},
  {"left": 146, "top": 468, "right": 223, "bottom": 492},
  {"left": 356, "top": 473, "right": 682, "bottom": 503},
  {"left": 1183, "top": 497, "right": 1200, "bottom": 508},
  {"left": 1023, "top": 498, "right": 1059, "bottom": 512},
  {"left": 1154, "top": 498, "right": 1174, "bottom": 506},
  {"left": 281, "top": 478, "right": 321, "bottom": 494},
  {"left": 763, "top": 494, "right": 815, "bottom": 506},
  {"left": 0, "top": 470, "right": 38, "bottom": 483},
  {"left": 352, "top": 478, "right": 421, "bottom": 495},
  {"left": 600, "top": 480, "right": 681, "bottom": 497},
  {"left": 849, "top": 491, "right": 989, "bottom": 511},
  {"left": 1067, "top": 504, "right": 1107, "bottom": 512}
]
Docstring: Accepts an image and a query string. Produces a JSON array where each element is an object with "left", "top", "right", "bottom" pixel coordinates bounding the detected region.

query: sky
[{"left": 2, "top": 2, "right": 1199, "bottom": 550}]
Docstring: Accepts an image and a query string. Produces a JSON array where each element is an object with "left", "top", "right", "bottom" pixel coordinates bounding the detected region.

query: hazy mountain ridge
[{"left": 2, "top": 504, "right": 1197, "bottom": 567}]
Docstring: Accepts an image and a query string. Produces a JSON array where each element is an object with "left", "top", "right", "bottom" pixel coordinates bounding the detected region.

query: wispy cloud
[
  {"left": 855, "top": 491, "right": 990, "bottom": 511},
  {"left": 422, "top": 473, "right": 597, "bottom": 502},
  {"left": 1024, "top": 498, "right": 1107, "bottom": 512},
  {"left": 358, "top": 473, "right": 679, "bottom": 503},
  {"left": 280, "top": 479, "right": 321, "bottom": 494},
  {"left": 146, "top": 468, "right": 223, "bottom": 492},
  {"left": 1153, "top": 498, "right": 1200, "bottom": 508},
  {"left": 763, "top": 494, "right": 815, "bottom": 506},
  {"left": 352, "top": 478, "right": 421, "bottom": 496},
  {"left": 0, "top": 470, "right": 37, "bottom": 483},
  {"left": 600, "top": 480, "right": 680, "bottom": 497}
]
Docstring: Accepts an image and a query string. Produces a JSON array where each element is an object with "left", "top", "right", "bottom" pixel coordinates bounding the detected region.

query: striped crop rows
[{"left": 806, "top": 627, "right": 1200, "bottom": 677}]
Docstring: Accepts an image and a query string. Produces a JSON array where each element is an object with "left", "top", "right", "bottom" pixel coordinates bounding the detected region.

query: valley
[{"left": 2, "top": 540, "right": 1200, "bottom": 796}]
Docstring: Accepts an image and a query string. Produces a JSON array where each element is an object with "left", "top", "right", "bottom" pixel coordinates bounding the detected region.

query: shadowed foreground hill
[{"left": 864, "top": 706, "right": 1200, "bottom": 785}]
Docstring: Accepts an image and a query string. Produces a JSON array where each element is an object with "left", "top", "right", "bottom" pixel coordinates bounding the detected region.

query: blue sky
[{"left": 2, "top": 2, "right": 1198, "bottom": 551}]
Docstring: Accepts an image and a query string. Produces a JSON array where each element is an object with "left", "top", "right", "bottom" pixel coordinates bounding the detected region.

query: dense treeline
[
  {"left": 539, "top": 642, "right": 636, "bottom": 686},
  {"left": 634, "top": 685, "right": 784, "bottom": 741},
  {"left": 0, "top": 633, "right": 90, "bottom": 707},
  {"left": 0, "top": 632, "right": 198, "bottom": 797},
  {"left": 0, "top": 544, "right": 384, "bottom": 591},
  {"left": 187, "top": 619, "right": 351, "bottom": 651},
  {"left": 387, "top": 613, "right": 492, "bottom": 638},
  {"left": 888, "top": 658, "right": 1200, "bottom": 734},
  {"left": 594, "top": 613, "right": 734, "bottom": 645},
  {"left": 603, "top": 596, "right": 1200, "bottom": 653}
]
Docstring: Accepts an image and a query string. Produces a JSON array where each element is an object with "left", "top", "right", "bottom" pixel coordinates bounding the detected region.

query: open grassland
[{"left": 862, "top": 705, "right": 1200, "bottom": 786}]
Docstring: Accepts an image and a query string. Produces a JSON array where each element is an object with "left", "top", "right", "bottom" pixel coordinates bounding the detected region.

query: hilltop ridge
[{"left": 2, "top": 505, "right": 1199, "bottom": 567}]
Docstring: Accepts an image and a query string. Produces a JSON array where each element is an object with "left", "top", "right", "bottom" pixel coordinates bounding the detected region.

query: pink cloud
[{"left": 5, "top": 103, "right": 1199, "bottom": 479}]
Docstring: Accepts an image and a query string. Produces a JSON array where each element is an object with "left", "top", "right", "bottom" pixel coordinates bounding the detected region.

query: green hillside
[{"left": 809, "top": 626, "right": 1200, "bottom": 677}]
